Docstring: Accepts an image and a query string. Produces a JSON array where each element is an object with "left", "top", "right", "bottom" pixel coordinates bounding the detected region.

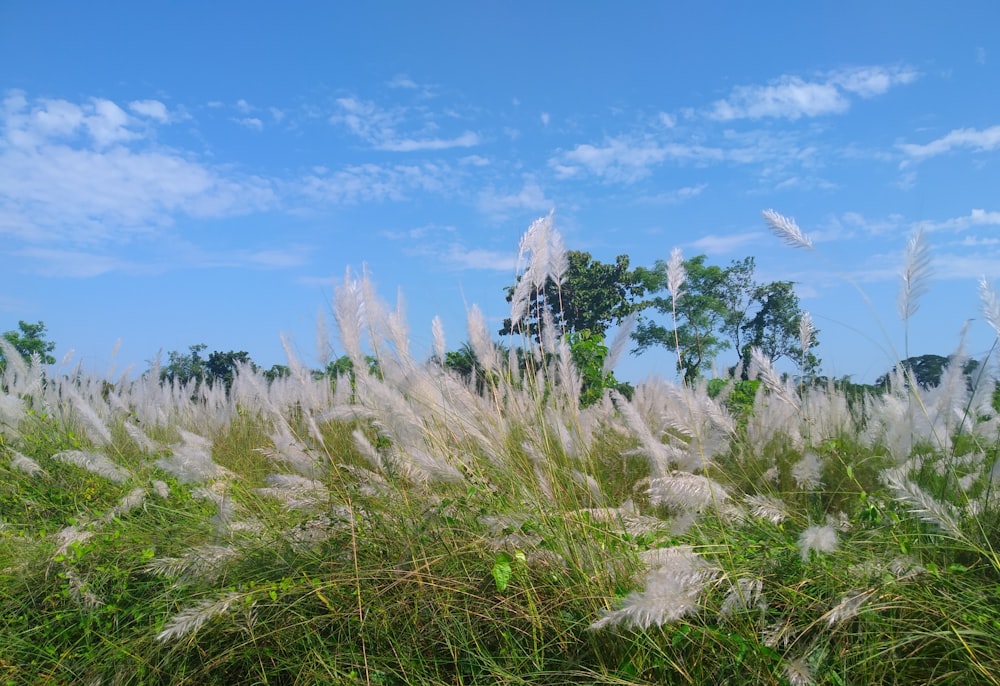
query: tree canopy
[
  {"left": 1, "top": 320, "right": 57, "bottom": 370},
  {"left": 633, "top": 255, "right": 819, "bottom": 382},
  {"left": 159, "top": 344, "right": 256, "bottom": 390},
  {"left": 500, "top": 250, "right": 651, "bottom": 341}
]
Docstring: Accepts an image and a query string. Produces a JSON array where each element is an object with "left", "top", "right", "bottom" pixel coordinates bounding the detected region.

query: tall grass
[{"left": 1, "top": 214, "right": 999, "bottom": 685}]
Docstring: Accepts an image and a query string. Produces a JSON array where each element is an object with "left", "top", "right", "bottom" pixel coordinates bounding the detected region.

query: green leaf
[{"left": 492, "top": 552, "right": 513, "bottom": 592}]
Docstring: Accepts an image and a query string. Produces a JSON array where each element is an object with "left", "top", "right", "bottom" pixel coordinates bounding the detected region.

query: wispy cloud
[
  {"left": 476, "top": 180, "right": 552, "bottom": 220},
  {"left": 380, "top": 131, "right": 479, "bottom": 152},
  {"left": 331, "top": 96, "right": 480, "bottom": 152},
  {"left": 838, "top": 211, "right": 905, "bottom": 236},
  {"left": 640, "top": 183, "right": 708, "bottom": 204},
  {"left": 439, "top": 243, "right": 518, "bottom": 271},
  {"left": 299, "top": 162, "right": 453, "bottom": 205},
  {"left": 387, "top": 74, "right": 419, "bottom": 89},
  {"left": 551, "top": 136, "right": 722, "bottom": 182},
  {"left": 709, "top": 65, "right": 917, "bottom": 121},
  {"left": 234, "top": 117, "right": 264, "bottom": 130},
  {"left": 688, "top": 231, "right": 762, "bottom": 255},
  {"left": 915, "top": 208, "right": 1000, "bottom": 233},
  {"left": 10, "top": 247, "right": 136, "bottom": 277},
  {"left": 898, "top": 125, "right": 1000, "bottom": 165}
]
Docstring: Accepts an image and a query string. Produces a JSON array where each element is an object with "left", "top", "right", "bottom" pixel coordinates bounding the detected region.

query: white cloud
[
  {"left": 958, "top": 235, "right": 1000, "bottom": 247},
  {"left": 915, "top": 208, "right": 1000, "bottom": 233},
  {"left": 379, "top": 131, "right": 479, "bottom": 152},
  {"left": 11, "top": 247, "right": 132, "bottom": 277},
  {"left": 898, "top": 125, "right": 1000, "bottom": 164},
  {"left": 658, "top": 112, "right": 676, "bottom": 128},
  {"left": 540, "top": 112, "right": 550, "bottom": 126},
  {"left": 459, "top": 154, "right": 490, "bottom": 166},
  {"left": 0, "top": 91, "right": 278, "bottom": 248},
  {"left": 552, "top": 136, "right": 722, "bottom": 182},
  {"left": 839, "top": 211, "right": 904, "bottom": 235},
  {"left": 128, "top": 99, "right": 170, "bottom": 122},
  {"left": 688, "top": 231, "right": 761, "bottom": 255},
  {"left": 709, "top": 65, "right": 917, "bottom": 121},
  {"left": 977, "top": 47, "right": 987, "bottom": 65},
  {"left": 828, "top": 65, "right": 918, "bottom": 97},
  {"left": 300, "top": 162, "right": 452, "bottom": 205},
  {"left": 234, "top": 117, "right": 264, "bottom": 131},
  {"left": 640, "top": 183, "right": 707, "bottom": 204},
  {"left": 477, "top": 180, "right": 552, "bottom": 220},
  {"left": 235, "top": 98, "right": 253, "bottom": 113},
  {"left": 3, "top": 93, "right": 142, "bottom": 149},
  {"left": 932, "top": 252, "right": 1000, "bottom": 280},
  {"left": 440, "top": 243, "right": 518, "bottom": 271},
  {"left": 387, "top": 74, "right": 419, "bottom": 89},
  {"left": 331, "top": 96, "right": 480, "bottom": 152},
  {"left": 711, "top": 77, "right": 847, "bottom": 121}
]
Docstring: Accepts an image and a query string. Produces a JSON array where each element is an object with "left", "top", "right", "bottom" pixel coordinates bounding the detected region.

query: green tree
[
  {"left": 634, "top": 255, "right": 818, "bottom": 382},
  {"left": 204, "top": 350, "right": 256, "bottom": 390},
  {"left": 567, "top": 329, "right": 633, "bottom": 406},
  {"left": 734, "top": 281, "right": 820, "bottom": 378},
  {"left": 0, "top": 320, "right": 57, "bottom": 370},
  {"left": 633, "top": 255, "right": 745, "bottom": 383},
  {"left": 876, "top": 354, "right": 980, "bottom": 390},
  {"left": 500, "top": 251, "right": 651, "bottom": 341},
  {"left": 160, "top": 343, "right": 207, "bottom": 386}
]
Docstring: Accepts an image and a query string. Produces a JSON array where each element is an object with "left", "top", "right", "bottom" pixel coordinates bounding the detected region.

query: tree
[
  {"left": 160, "top": 344, "right": 208, "bottom": 386},
  {"left": 1, "top": 320, "right": 57, "bottom": 370},
  {"left": 204, "top": 350, "right": 255, "bottom": 390},
  {"left": 633, "top": 255, "right": 745, "bottom": 383},
  {"left": 159, "top": 345, "right": 257, "bottom": 390},
  {"left": 734, "top": 281, "right": 820, "bottom": 378},
  {"left": 876, "top": 354, "right": 980, "bottom": 390},
  {"left": 634, "top": 255, "right": 819, "bottom": 382},
  {"left": 500, "top": 250, "right": 651, "bottom": 341}
]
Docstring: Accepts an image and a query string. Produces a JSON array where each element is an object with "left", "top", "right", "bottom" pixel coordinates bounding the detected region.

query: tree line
[
  {"left": 0, "top": 246, "right": 985, "bottom": 402},
  {"left": 500, "top": 249, "right": 819, "bottom": 386}
]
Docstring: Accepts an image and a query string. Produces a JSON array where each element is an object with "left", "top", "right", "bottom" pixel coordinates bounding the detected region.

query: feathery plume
[
  {"left": 64, "top": 568, "right": 104, "bottom": 608},
  {"left": 333, "top": 266, "right": 366, "bottom": 370},
  {"left": 749, "top": 347, "right": 798, "bottom": 408},
  {"left": 10, "top": 450, "right": 44, "bottom": 477},
  {"left": 666, "top": 247, "right": 686, "bottom": 299},
  {"left": 53, "top": 450, "right": 130, "bottom": 483},
  {"left": 762, "top": 209, "right": 813, "bottom": 249},
  {"left": 431, "top": 315, "right": 447, "bottom": 363},
  {"left": 591, "top": 546, "right": 718, "bottom": 630},
  {"left": 744, "top": 493, "right": 789, "bottom": 524},
  {"left": 550, "top": 226, "right": 569, "bottom": 285},
  {"left": 792, "top": 452, "right": 825, "bottom": 490},
  {"left": 783, "top": 655, "right": 815, "bottom": 686},
  {"left": 719, "top": 577, "right": 764, "bottom": 618},
  {"left": 882, "top": 466, "right": 965, "bottom": 538},
  {"left": 316, "top": 306, "right": 331, "bottom": 366},
  {"left": 979, "top": 276, "right": 1000, "bottom": 338},
  {"left": 647, "top": 472, "right": 730, "bottom": 512},
  {"left": 145, "top": 545, "right": 240, "bottom": 583},
  {"left": 156, "top": 592, "right": 241, "bottom": 643},
  {"left": 797, "top": 525, "right": 838, "bottom": 562},
  {"left": 603, "top": 313, "right": 636, "bottom": 376},
  {"left": 799, "top": 311, "right": 815, "bottom": 354},
  {"left": 898, "top": 228, "right": 932, "bottom": 322},
  {"left": 467, "top": 304, "right": 500, "bottom": 373},
  {"left": 823, "top": 588, "right": 876, "bottom": 628}
]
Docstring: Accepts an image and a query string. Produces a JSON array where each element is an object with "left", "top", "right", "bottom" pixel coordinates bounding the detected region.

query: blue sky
[{"left": 2, "top": 2, "right": 999, "bottom": 383}]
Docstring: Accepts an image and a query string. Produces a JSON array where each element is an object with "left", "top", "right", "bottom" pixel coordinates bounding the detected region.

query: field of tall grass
[{"left": 2, "top": 212, "right": 1000, "bottom": 685}]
